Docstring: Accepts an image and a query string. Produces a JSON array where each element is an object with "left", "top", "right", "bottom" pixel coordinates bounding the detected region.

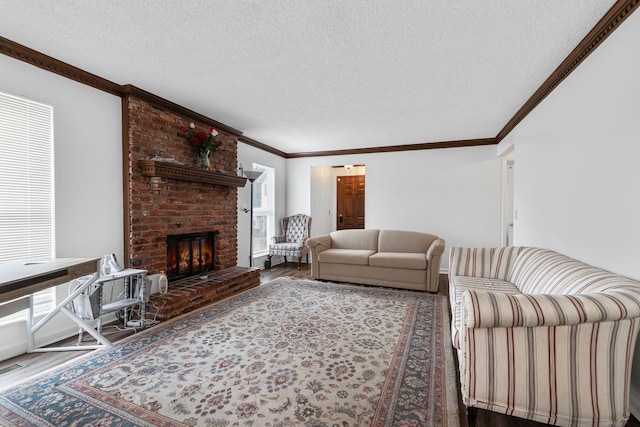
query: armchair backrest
[{"left": 282, "top": 214, "right": 311, "bottom": 243}]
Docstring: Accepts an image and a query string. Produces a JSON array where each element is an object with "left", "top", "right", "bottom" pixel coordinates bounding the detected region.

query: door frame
[{"left": 309, "top": 165, "right": 367, "bottom": 236}]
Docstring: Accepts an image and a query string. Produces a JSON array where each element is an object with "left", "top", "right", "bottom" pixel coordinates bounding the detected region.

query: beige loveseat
[
  {"left": 449, "top": 246, "right": 640, "bottom": 427},
  {"left": 306, "top": 229, "right": 445, "bottom": 292}
]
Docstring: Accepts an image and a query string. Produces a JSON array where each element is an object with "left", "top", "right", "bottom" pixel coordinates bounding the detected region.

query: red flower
[{"left": 180, "top": 123, "right": 221, "bottom": 156}]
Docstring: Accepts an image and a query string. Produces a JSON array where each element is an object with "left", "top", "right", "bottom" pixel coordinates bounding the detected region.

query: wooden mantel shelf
[{"left": 139, "top": 160, "right": 247, "bottom": 187}]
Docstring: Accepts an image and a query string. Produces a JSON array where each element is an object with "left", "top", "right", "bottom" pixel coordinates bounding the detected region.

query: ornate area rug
[{"left": 0, "top": 278, "right": 460, "bottom": 426}]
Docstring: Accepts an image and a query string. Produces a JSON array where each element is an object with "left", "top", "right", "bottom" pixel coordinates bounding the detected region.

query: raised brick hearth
[{"left": 146, "top": 267, "right": 260, "bottom": 321}]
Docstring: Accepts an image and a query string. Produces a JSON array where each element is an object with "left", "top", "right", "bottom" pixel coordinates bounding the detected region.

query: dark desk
[{"left": 0, "top": 258, "right": 97, "bottom": 304}]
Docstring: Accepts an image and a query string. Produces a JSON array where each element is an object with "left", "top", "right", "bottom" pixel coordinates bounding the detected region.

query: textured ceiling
[{"left": 0, "top": 1, "right": 617, "bottom": 154}]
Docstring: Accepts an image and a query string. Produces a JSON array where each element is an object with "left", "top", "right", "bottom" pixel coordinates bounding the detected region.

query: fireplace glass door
[{"left": 167, "top": 232, "right": 216, "bottom": 280}]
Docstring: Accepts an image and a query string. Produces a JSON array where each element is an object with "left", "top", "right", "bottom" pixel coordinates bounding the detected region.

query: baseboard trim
[{"left": 630, "top": 385, "right": 640, "bottom": 420}]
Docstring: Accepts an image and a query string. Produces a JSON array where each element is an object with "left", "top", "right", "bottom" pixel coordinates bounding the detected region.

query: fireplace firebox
[{"left": 166, "top": 231, "right": 217, "bottom": 281}]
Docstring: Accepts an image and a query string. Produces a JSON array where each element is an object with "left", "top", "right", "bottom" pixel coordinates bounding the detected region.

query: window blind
[{"left": 0, "top": 91, "right": 55, "bottom": 323}]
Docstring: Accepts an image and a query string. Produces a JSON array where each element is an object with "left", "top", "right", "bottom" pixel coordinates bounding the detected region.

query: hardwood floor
[{"left": 1, "top": 262, "right": 638, "bottom": 427}]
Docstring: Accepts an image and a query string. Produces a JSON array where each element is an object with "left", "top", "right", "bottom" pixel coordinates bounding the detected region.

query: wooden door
[{"left": 336, "top": 175, "right": 365, "bottom": 230}]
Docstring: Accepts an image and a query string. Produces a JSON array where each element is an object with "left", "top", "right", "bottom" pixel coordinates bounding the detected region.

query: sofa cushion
[
  {"left": 317, "top": 248, "right": 375, "bottom": 265},
  {"left": 329, "top": 229, "right": 379, "bottom": 251},
  {"left": 369, "top": 252, "right": 427, "bottom": 270},
  {"left": 377, "top": 230, "right": 437, "bottom": 253}
]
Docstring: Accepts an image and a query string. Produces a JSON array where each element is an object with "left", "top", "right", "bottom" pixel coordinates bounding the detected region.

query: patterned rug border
[{"left": 0, "top": 277, "right": 460, "bottom": 427}]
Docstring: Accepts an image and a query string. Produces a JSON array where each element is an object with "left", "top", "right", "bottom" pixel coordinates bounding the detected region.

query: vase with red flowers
[{"left": 180, "top": 123, "right": 222, "bottom": 170}]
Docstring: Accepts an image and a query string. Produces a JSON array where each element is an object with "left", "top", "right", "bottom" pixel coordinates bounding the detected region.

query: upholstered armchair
[{"left": 268, "top": 214, "right": 312, "bottom": 269}]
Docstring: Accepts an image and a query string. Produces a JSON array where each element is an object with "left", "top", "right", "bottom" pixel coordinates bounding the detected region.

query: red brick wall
[{"left": 125, "top": 95, "right": 239, "bottom": 274}]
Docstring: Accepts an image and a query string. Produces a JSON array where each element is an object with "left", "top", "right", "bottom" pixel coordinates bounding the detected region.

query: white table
[{"left": 0, "top": 258, "right": 111, "bottom": 352}]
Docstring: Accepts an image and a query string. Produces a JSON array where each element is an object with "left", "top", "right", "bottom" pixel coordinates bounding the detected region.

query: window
[
  {"left": 251, "top": 163, "right": 275, "bottom": 257},
  {"left": 0, "top": 91, "right": 55, "bottom": 324}
]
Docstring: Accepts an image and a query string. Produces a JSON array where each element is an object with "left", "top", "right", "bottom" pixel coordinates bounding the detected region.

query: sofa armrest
[
  {"left": 422, "top": 238, "right": 445, "bottom": 292},
  {"left": 457, "top": 289, "right": 640, "bottom": 424},
  {"left": 458, "top": 292, "right": 640, "bottom": 425},
  {"left": 306, "top": 235, "right": 332, "bottom": 279},
  {"left": 307, "top": 234, "right": 331, "bottom": 251},
  {"left": 462, "top": 289, "right": 640, "bottom": 329},
  {"left": 426, "top": 238, "right": 445, "bottom": 258}
]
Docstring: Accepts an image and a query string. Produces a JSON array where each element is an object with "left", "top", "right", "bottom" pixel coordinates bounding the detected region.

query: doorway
[
  {"left": 501, "top": 153, "right": 515, "bottom": 246},
  {"left": 336, "top": 175, "right": 365, "bottom": 229},
  {"left": 309, "top": 165, "right": 366, "bottom": 236}
]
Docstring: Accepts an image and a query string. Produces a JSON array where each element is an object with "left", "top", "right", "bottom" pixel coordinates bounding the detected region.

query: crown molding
[
  {"left": 285, "top": 138, "right": 498, "bottom": 159},
  {"left": 0, "top": 36, "right": 122, "bottom": 97},
  {"left": 2, "top": 0, "right": 638, "bottom": 158},
  {"left": 495, "top": 0, "right": 639, "bottom": 143},
  {"left": 237, "top": 135, "right": 287, "bottom": 158}
]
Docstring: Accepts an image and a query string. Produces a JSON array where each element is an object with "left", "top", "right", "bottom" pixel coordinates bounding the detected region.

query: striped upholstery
[
  {"left": 449, "top": 246, "right": 528, "bottom": 349},
  {"left": 449, "top": 276, "right": 520, "bottom": 349},
  {"left": 510, "top": 247, "right": 640, "bottom": 295},
  {"left": 449, "top": 246, "right": 526, "bottom": 282},
  {"left": 450, "top": 246, "right": 640, "bottom": 426}
]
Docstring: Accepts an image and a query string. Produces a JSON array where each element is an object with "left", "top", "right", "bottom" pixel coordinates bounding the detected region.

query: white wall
[
  {"left": 237, "top": 143, "right": 287, "bottom": 268},
  {"left": 287, "top": 146, "right": 503, "bottom": 272},
  {"left": 504, "top": 9, "right": 640, "bottom": 417},
  {"left": 0, "top": 54, "right": 123, "bottom": 360}
]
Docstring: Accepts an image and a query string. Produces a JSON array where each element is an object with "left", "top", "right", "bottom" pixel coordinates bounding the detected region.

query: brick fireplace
[
  {"left": 123, "top": 89, "right": 243, "bottom": 275},
  {"left": 122, "top": 88, "right": 261, "bottom": 320}
]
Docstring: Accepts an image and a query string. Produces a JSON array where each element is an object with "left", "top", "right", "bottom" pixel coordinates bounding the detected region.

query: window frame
[
  {"left": 251, "top": 163, "right": 275, "bottom": 258},
  {"left": 0, "top": 91, "right": 55, "bottom": 325}
]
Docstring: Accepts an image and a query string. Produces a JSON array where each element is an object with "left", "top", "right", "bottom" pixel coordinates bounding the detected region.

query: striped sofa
[{"left": 449, "top": 246, "right": 640, "bottom": 427}]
